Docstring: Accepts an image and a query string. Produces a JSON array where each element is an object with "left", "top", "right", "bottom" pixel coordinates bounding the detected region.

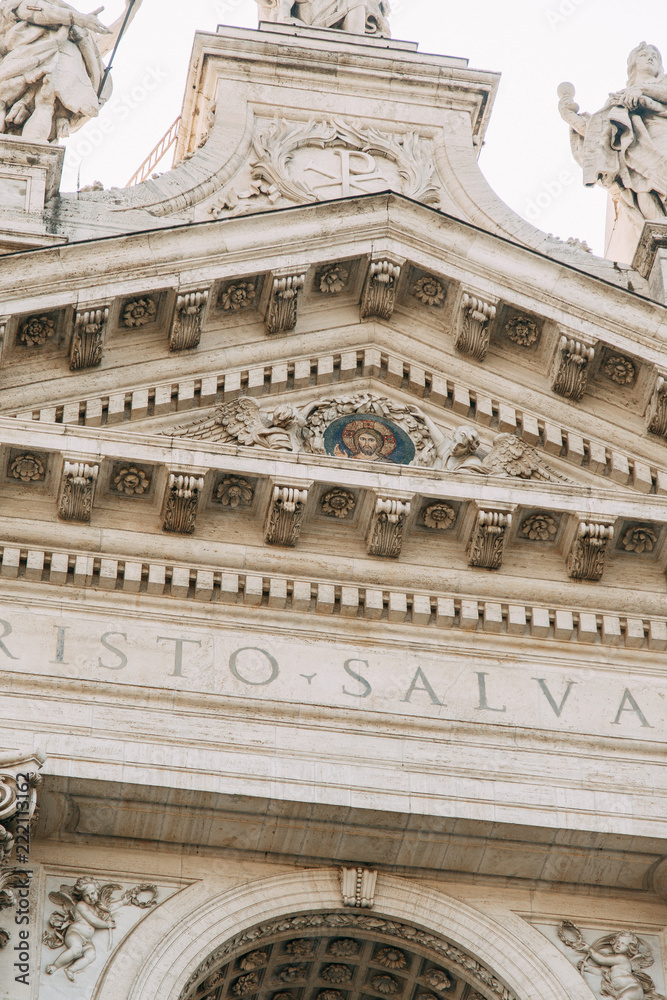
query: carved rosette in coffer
[
  {"left": 455, "top": 291, "right": 497, "bottom": 361},
  {"left": 163, "top": 473, "right": 205, "bottom": 533},
  {"left": 265, "top": 271, "right": 306, "bottom": 335},
  {"left": 264, "top": 484, "right": 310, "bottom": 546},
  {"left": 466, "top": 505, "right": 515, "bottom": 569},
  {"left": 551, "top": 334, "right": 597, "bottom": 401},
  {"left": 169, "top": 289, "right": 210, "bottom": 351},
  {"left": 567, "top": 516, "right": 615, "bottom": 580},
  {"left": 367, "top": 494, "right": 412, "bottom": 558},
  {"left": 70, "top": 306, "right": 109, "bottom": 370},
  {"left": 360, "top": 256, "right": 403, "bottom": 321},
  {"left": 58, "top": 461, "right": 99, "bottom": 521}
]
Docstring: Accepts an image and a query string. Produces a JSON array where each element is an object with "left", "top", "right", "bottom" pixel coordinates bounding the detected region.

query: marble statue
[
  {"left": 558, "top": 42, "right": 667, "bottom": 247},
  {"left": 0, "top": 0, "right": 143, "bottom": 142},
  {"left": 255, "top": 0, "right": 391, "bottom": 36}
]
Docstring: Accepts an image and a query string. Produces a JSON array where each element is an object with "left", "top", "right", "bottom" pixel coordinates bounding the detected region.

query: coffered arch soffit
[{"left": 90, "top": 870, "right": 591, "bottom": 1000}]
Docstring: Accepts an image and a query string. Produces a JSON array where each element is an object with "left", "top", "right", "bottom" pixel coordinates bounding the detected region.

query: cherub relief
[
  {"left": 559, "top": 920, "right": 665, "bottom": 1000},
  {"left": 43, "top": 877, "right": 158, "bottom": 981}
]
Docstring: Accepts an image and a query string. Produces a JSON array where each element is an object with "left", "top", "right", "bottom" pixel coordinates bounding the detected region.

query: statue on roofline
[
  {"left": 0, "top": 0, "right": 143, "bottom": 143},
  {"left": 255, "top": 0, "right": 391, "bottom": 37},
  {"left": 558, "top": 42, "right": 667, "bottom": 257}
]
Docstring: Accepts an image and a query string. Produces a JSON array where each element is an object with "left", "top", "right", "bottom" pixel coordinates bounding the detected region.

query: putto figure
[
  {"left": 43, "top": 876, "right": 157, "bottom": 981},
  {"left": 559, "top": 920, "right": 666, "bottom": 1000},
  {"left": 0, "top": 0, "right": 143, "bottom": 142},
  {"left": 558, "top": 42, "right": 667, "bottom": 255}
]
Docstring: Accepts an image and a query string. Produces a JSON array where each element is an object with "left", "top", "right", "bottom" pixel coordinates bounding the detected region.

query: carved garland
[
  {"left": 178, "top": 912, "right": 516, "bottom": 1000},
  {"left": 211, "top": 117, "right": 440, "bottom": 215}
]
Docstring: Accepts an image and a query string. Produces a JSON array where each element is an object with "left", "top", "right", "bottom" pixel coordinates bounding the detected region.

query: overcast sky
[{"left": 63, "top": 0, "right": 665, "bottom": 256}]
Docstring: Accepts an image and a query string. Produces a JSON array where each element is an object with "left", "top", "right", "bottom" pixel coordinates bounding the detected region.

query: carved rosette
[
  {"left": 264, "top": 485, "right": 309, "bottom": 546},
  {"left": 123, "top": 297, "right": 156, "bottom": 328},
  {"left": 467, "top": 509, "right": 513, "bottom": 569},
  {"left": 367, "top": 496, "right": 411, "bottom": 558},
  {"left": 70, "top": 307, "right": 109, "bottom": 370},
  {"left": 170, "top": 290, "right": 210, "bottom": 351},
  {"left": 163, "top": 474, "right": 205, "bottom": 533},
  {"left": 456, "top": 293, "right": 497, "bottom": 361},
  {"left": 647, "top": 372, "right": 667, "bottom": 437},
  {"left": 339, "top": 867, "right": 377, "bottom": 908},
  {"left": 552, "top": 335, "right": 596, "bottom": 401},
  {"left": 266, "top": 272, "right": 306, "bottom": 335},
  {"left": 361, "top": 259, "right": 402, "bottom": 321},
  {"left": 567, "top": 519, "right": 614, "bottom": 580},
  {"left": 58, "top": 461, "right": 99, "bottom": 521}
]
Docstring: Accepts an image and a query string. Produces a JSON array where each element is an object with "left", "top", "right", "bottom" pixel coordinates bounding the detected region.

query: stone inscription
[{"left": 0, "top": 607, "right": 663, "bottom": 740}]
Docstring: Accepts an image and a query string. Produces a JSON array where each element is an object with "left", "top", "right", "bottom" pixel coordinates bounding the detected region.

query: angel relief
[
  {"left": 43, "top": 877, "right": 158, "bottom": 981},
  {"left": 559, "top": 920, "right": 666, "bottom": 1000},
  {"left": 167, "top": 392, "right": 570, "bottom": 482}
]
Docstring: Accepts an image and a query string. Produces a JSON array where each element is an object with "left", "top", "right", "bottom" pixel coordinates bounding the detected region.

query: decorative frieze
[
  {"left": 551, "top": 334, "right": 596, "bottom": 401},
  {"left": 163, "top": 473, "right": 205, "bottom": 533},
  {"left": 647, "top": 371, "right": 667, "bottom": 437},
  {"left": 70, "top": 306, "right": 109, "bottom": 370},
  {"left": 264, "top": 485, "right": 310, "bottom": 546},
  {"left": 367, "top": 495, "right": 411, "bottom": 558},
  {"left": 467, "top": 507, "right": 513, "bottom": 569},
  {"left": 567, "top": 517, "right": 615, "bottom": 580},
  {"left": 169, "top": 289, "right": 209, "bottom": 351},
  {"left": 58, "top": 461, "right": 99, "bottom": 522},
  {"left": 360, "top": 257, "right": 402, "bottom": 320},
  {"left": 265, "top": 272, "right": 306, "bottom": 335},
  {"left": 339, "top": 867, "right": 377, "bottom": 908},
  {"left": 456, "top": 292, "right": 497, "bottom": 361}
]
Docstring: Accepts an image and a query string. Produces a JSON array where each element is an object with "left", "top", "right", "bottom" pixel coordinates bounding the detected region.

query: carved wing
[
  {"left": 479, "top": 434, "right": 571, "bottom": 483},
  {"left": 167, "top": 397, "right": 265, "bottom": 444}
]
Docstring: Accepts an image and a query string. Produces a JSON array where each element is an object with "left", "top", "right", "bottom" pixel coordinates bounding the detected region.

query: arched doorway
[{"left": 91, "top": 870, "right": 591, "bottom": 1000}]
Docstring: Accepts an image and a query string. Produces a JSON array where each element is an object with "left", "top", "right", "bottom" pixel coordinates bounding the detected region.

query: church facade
[{"left": 1, "top": 5, "right": 667, "bottom": 1000}]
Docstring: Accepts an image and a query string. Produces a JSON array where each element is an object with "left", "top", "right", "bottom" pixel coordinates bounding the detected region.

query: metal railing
[{"left": 125, "top": 116, "right": 181, "bottom": 187}]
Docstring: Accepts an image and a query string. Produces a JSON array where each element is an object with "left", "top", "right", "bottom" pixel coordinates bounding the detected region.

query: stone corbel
[
  {"left": 466, "top": 504, "right": 515, "bottom": 569},
  {"left": 551, "top": 333, "right": 596, "bottom": 401},
  {"left": 367, "top": 493, "right": 412, "bottom": 558},
  {"left": 169, "top": 288, "right": 210, "bottom": 351},
  {"left": 360, "top": 255, "right": 404, "bottom": 321},
  {"left": 163, "top": 471, "right": 206, "bottom": 533},
  {"left": 264, "top": 483, "right": 311, "bottom": 546},
  {"left": 70, "top": 305, "right": 109, "bottom": 370},
  {"left": 340, "top": 867, "right": 377, "bottom": 908},
  {"left": 566, "top": 514, "right": 615, "bottom": 581},
  {"left": 647, "top": 369, "right": 667, "bottom": 437},
  {"left": 58, "top": 460, "right": 99, "bottom": 521},
  {"left": 455, "top": 290, "right": 498, "bottom": 361},
  {"left": 265, "top": 270, "right": 306, "bottom": 335}
]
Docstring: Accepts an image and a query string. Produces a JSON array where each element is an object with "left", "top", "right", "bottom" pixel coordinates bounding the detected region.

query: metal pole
[{"left": 97, "top": 0, "right": 139, "bottom": 99}]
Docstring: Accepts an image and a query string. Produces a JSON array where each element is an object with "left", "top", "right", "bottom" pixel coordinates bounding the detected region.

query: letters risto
[{"left": 0, "top": 606, "right": 660, "bottom": 738}]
